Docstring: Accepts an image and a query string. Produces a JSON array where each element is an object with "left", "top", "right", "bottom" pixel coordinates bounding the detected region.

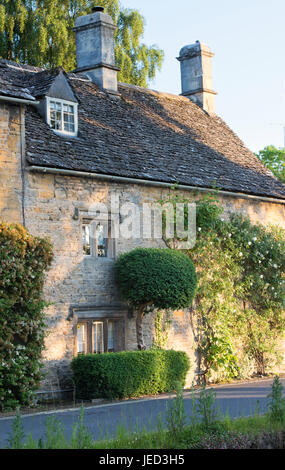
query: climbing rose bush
[
  {"left": 159, "top": 191, "right": 285, "bottom": 382},
  {"left": 0, "top": 222, "right": 53, "bottom": 410}
]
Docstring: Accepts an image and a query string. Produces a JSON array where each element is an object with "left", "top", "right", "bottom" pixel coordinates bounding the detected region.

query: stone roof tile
[{"left": 0, "top": 60, "right": 284, "bottom": 199}]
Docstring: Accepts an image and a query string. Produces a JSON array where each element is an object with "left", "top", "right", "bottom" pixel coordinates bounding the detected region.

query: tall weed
[
  {"left": 197, "top": 386, "right": 220, "bottom": 429},
  {"left": 267, "top": 376, "right": 285, "bottom": 424},
  {"left": 166, "top": 382, "right": 188, "bottom": 437},
  {"left": 7, "top": 408, "right": 25, "bottom": 449}
]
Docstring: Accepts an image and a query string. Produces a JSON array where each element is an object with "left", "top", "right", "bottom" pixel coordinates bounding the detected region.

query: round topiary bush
[{"left": 115, "top": 248, "right": 197, "bottom": 349}]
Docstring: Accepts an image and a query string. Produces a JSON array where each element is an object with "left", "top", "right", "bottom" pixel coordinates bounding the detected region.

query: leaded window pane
[
  {"left": 64, "top": 122, "right": 75, "bottom": 133},
  {"left": 108, "top": 321, "right": 115, "bottom": 352},
  {"left": 50, "top": 100, "right": 62, "bottom": 130},
  {"left": 93, "top": 322, "right": 104, "bottom": 354},
  {"left": 82, "top": 224, "right": 91, "bottom": 255},
  {"left": 63, "top": 104, "right": 75, "bottom": 132},
  {"left": 96, "top": 223, "right": 108, "bottom": 257},
  {"left": 77, "top": 324, "right": 87, "bottom": 354}
]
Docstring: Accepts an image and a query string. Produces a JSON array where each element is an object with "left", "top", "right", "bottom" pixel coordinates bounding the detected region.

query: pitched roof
[
  {"left": 0, "top": 61, "right": 76, "bottom": 99},
  {"left": 0, "top": 61, "right": 36, "bottom": 101},
  {"left": 0, "top": 59, "right": 284, "bottom": 200}
]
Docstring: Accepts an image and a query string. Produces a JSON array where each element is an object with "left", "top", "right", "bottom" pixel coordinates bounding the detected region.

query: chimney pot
[{"left": 92, "top": 6, "right": 104, "bottom": 13}]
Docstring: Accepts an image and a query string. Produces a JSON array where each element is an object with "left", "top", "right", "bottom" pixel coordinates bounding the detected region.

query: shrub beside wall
[
  {"left": 0, "top": 222, "right": 53, "bottom": 410},
  {"left": 71, "top": 350, "right": 190, "bottom": 400}
]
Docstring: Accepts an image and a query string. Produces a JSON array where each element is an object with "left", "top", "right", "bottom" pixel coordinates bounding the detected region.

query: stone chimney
[
  {"left": 74, "top": 6, "right": 119, "bottom": 93},
  {"left": 177, "top": 41, "right": 217, "bottom": 114}
]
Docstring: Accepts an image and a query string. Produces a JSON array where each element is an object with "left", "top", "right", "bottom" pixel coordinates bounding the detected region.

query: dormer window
[{"left": 46, "top": 97, "right": 78, "bottom": 136}]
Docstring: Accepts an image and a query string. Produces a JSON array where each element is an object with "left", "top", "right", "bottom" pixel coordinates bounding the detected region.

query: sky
[{"left": 122, "top": 0, "right": 285, "bottom": 153}]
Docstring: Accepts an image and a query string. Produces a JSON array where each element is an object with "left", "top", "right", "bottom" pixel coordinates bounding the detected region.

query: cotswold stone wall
[
  {"left": 1, "top": 102, "right": 284, "bottom": 395},
  {"left": 220, "top": 194, "right": 285, "bottom": 229},
  {"left": 22, "top": 172, "right": 285, "bottom": 393},
  {"left": 0, "top": 103, "right": 23, "bottom": 224}
]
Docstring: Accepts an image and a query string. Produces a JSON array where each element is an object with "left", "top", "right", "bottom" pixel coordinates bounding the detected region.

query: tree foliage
[
  {"left": 255, "top": 145, "right": 285, "bottom": 183},
  {"left": 0, "top": 222, "right": 53, "bottom": 410},
  {"left": 115, "top": 248, "right": 197, "bottom": 350},
  {"left": 0, "top": 0, "right": 164, "bottom": 87}
]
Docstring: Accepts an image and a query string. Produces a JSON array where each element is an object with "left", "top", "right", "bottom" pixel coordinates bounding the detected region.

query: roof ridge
[
  {"left": 118, "top": 81, "right": 191, "bottom": 102},
  {"left": 0, "top": 59, "right": 44, "bottom": 73}
]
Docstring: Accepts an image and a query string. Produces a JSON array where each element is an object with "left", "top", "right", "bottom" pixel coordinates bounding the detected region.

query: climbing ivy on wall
[
  {"left": 0, "top": 222, "right": 53, "bottom": 410},
  {"left": 152, "top": 310, "right": 173, "bottom": 350},
  {"left": 159, "top": 190, "right": 285, "bottom": 384}
]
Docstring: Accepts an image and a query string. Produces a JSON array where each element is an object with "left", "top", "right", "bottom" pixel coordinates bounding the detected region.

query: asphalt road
[{"left": 0, "top": 378, "right": 284, "bottom": 448}]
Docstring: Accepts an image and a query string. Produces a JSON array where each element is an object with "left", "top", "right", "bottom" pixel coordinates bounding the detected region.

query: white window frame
[{"left": 46, "top": 96, "right": 78, "bottom": 137}]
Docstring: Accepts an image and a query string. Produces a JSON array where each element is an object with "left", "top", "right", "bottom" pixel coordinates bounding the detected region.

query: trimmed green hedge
[{"left": 71, "top": 350, "right": 190, "bottom": 400}]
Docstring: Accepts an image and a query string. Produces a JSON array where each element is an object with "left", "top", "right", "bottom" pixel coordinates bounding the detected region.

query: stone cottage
[{"left": 0, "top": 7, "right": 284, "bottom": 397}]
